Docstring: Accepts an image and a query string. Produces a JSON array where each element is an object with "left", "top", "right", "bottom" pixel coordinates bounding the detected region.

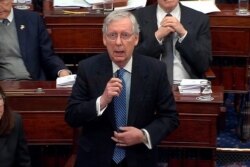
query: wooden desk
[
  {"left": 42, "top": 2, "right": 250, "bottom": 55},
  {"left": 0, "top": 81, "right": 223, "bottom": 146},
  {"left": 0, "top": 81, "right": 223, "bottom": 166},
  {"left": 209, "top": 4, "right": 250, "bottom": 92},
  {"left": 209, "top": 4, "right": 250, "bottom": 56},
  {"left": 43, "top": 2, "right": 249, "bottom": 92},
  {"left": 43, "top": 0, "right": 105, "bottom": 54},
  {"left": 0, "top": 81, "right": 73, "bottom": 145},
  {"left": 162, "top": 87, "right": 224, "bottom": 149}
]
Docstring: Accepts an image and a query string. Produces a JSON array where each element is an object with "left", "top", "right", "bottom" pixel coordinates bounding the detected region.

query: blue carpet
[
  {"left": 217, "top": 93, "right": 250, "bottom": 148},
  {"left": 216, "top": 93, "right": 250, "bottom": 167}
]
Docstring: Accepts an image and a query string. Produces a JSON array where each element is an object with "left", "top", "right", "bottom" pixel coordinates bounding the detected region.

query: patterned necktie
[
  {"left": 161, "top": 13, "right": 174, "bottom": 85},
  {"left": 112, "top": 68, "right": 126, "bottom": 164},
  {"left": 2, "top": 19, "right": 9, "bottom": 26}
]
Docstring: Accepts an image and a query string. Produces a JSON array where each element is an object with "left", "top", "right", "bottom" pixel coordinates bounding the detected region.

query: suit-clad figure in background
[
  {"left": 133, "top": 0, "right": 212, "bottom": 83},
  {"left": 0, "top": 0, "right": 70, "bottom": 80},
  {"left": 0, "top": 86, "right": 31, "bottom": 167},
  {"left": 65, "top": 10, "right": 179, "bottom": 167}
]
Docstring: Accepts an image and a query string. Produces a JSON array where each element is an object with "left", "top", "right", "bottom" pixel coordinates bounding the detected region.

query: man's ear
[
  {"left": 134, "top": 35, "right": 139, "bottom": 46},
  {"left": 103, "top": 35, "right": 107, "bottom": 46}
]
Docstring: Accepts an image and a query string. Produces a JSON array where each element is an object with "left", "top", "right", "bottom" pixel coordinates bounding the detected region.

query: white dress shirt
[
  {"left": 95, "top": 57, "right": 152, "bottom": 149},
  {"left": 157, "top": 4, "right": 191, "bottom": 83}
]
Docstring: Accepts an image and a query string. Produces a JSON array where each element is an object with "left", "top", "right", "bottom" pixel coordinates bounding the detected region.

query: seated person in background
[
  {"left": 32, "top": 0, "right": 43, "bottom": 12},
  {"left": 0, "top": 86, "right": 31, "bottom": 167},
  {"left": 133, "top": 0, "right": 212, "bottom": 84},
  {"left": 65, "top": 10, "right": 179, "bottom": 167},
  {"left": 0, "top": 0, "right": 70, "bottom": 80}
]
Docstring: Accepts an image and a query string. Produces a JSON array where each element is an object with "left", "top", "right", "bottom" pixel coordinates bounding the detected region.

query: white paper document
[
  {"left": 180, "top": 0, "right": 220, "bottom": 14},
  {"left": 85, "top": 0, "right": 104, "bottom": 4},
  {"left": 114, "top": 0, "right": 147, "bottom": 11},
  {"left": 56, "top": 74, "right": 77, "bottom": 87},
  {"left": 178, "top": 85, "right": 201, "bottom": 94},
  {"left": 178, "top": 79, "right": 208, "bottom": 94},
  {"left": 180, "top": 79, "right": 208, "bottom": 86},
  {"left": 53, "top": 0, "right": 91, "bottom": 7}
]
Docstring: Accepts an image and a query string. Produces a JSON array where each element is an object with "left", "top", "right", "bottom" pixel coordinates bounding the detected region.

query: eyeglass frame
[{"left": 105, "top": 31, "right": 135, "bottom": 41}]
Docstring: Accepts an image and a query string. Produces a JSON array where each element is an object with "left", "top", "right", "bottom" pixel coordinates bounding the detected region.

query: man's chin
[
  {"left": 113, "top": 54, "right": 125, "bottom": 59},
  {"left": 114, "top": 57, "right": 125, "bottom": 62},
  {"left": 113, "top": 56, "right": 126, "bottom": 64}
]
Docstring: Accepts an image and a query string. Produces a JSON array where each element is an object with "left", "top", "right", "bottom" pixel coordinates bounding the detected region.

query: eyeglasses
[{"left": 106, "top": 32, "right": 134, "bottom": 41}]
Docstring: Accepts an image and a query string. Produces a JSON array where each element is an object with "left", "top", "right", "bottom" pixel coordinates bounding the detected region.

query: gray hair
[{"left": 102, "top": 10, "right": 140, "bottom": 35}]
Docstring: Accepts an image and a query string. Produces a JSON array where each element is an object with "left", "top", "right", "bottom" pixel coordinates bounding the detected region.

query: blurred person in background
[
  {"left": 0, "top": 0, "right": 70, "bottom": 80},
  {"left": 133, "top": 0, "right": 212, "bottom": 84},
  {"left": 0, "top": 86, "right": 31, "bottom": 167}
]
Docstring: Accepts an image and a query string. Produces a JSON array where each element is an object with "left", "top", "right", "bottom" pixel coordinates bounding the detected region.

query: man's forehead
[{"left": 107, "top": 19, "right": 133, "bottom": 31}]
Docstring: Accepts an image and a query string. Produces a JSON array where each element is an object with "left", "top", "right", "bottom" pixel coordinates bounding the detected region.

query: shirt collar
[
  {"left": 0, "top": 8, "right": 14, "bottom": 23},
  {"left": 157, "top": 3, "right": 181, "bottom": 27},
  {"left": 112, "top": 57, "right": 133, "bottom": 74}
]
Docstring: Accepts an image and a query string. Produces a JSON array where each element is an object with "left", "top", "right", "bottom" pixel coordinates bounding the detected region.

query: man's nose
[{"left": 115, "top": 35, "right": 122, "bottom": 45}]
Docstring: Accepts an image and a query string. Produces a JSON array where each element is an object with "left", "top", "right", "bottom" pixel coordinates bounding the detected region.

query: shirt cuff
[
  {"left": 178, "top": 31, "right": 187, "bottom": 43},
  {"left": 96, "top": 96, "right": 107, "bottom": 116},
  {"left": 141, "top": 129, "right": 152, "bottom": 149},
  {"left": 155, "top": 34, "right": 163, "bottom": 45}
]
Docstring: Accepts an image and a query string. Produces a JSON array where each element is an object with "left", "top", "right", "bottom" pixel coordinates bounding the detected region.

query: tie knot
[
  {"left": 166, "top": 13, "right": 172, "bottom": 17},
  {"left": 117, "top": 68, "right": 125, "bottom": 78},
  {"left": 2, "top": 19, "right": 9, "bottom": 26}
]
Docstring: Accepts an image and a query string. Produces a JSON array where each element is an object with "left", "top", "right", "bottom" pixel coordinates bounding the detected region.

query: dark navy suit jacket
[
  {"left": 133, "top": 4, "right": 212, "bottom": 79},
  {"left": 65, "top": 53, "right": 179, "bottom": 167},
  {"left": 13, "top": 9, "right": 67, "bottom": 80}
]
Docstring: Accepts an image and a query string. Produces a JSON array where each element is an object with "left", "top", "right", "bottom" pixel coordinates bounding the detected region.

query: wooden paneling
[
  {"left": 0, "top": 81, "right": 223, "bottom": 148},
  {"left": 209, "top": 4, "right": 250, "bottom": 92},
  {"left": 211, "top": 29, "right": 250, "bottom": 56},
  {"left": 43, "top": 0, "right": 106, "bottom": 53},
  {"left": 43, "top": 2, "right": 250, "bottom": 92},
  {"left": 0, "top": 81, "right": 223, "bottom": 167},
  {"left": 1, "top": 81, "right": 73, "bottom": 144}
]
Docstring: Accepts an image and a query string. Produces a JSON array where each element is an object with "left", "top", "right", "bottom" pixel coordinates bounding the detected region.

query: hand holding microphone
[{"left": 100, "top": 75, "right": 123, "bottom": 108}]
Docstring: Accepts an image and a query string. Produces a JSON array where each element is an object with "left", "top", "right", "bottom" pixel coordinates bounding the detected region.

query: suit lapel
[
  {"left": 98, "top": 55, "right": 149, "bottom": 127},
  {"left": 141, "top": 5, "right": 158, "bottom": 36},
  {"left": 96, "top": 54, "right": 116, "bottom": 128},
  {"left": 180, "top": 4, "right": 193, "bottom": 30},
  {"left": 96, "top": 55, "right": 113, "bottom": 95},
  {"left": 13, "top": 9, "right": 27, "bottom": 59},
  {"left": 127, "top": 55, "right": 149, "bottom": 125}
]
